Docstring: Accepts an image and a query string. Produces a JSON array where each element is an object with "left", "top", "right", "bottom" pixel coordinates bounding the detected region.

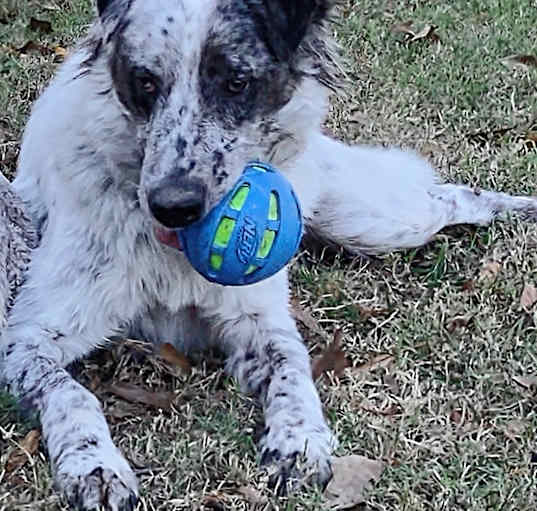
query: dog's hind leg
[{"left": 300, "top": 134, "right": 537, "bottom": 255}]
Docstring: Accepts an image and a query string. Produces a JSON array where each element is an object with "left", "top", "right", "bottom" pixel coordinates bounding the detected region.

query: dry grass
[{"left": 1, "top": 0, "right": 537, "bottom": 510}]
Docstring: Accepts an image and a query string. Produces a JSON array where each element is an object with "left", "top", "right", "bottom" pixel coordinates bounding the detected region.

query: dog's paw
[
  {"left": 259, "top": 421, "right": 336, "bottom": 494},
  {"left": 55, "top": 450, "right": 138, "bottom": 510}
]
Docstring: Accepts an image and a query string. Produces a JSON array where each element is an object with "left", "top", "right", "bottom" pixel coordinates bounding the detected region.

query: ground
[{"left": 1, "top": 0, "right": 537, "bottom": 510}]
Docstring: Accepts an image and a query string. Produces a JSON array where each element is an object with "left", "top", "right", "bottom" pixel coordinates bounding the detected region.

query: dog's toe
[
  {"left": 58, "top": 461, "right": 138, "bottom": 511},
  {"left": 259, "top": 424, "right": 335, "bottom": 495}
]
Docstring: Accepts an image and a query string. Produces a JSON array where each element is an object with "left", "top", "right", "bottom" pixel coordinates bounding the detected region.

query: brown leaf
[
  {"left": 312, "top": 330, "right": 350, "bottom": 381},
  {"left": 449, "top": 409, "right": 464, "bottom": 425},
  {"left": 352, "top": 354, "right": 394, "bottom": 377},
  {"left": 409, "top": 24, "right": 439, "bottom": 43},
  {"left": 501, "top": 54, "right": 537, "bottom": 70},
  {"left": 354, "top": 304, "right": 390, "bottom": 320},
  {"left": 521, "top": 283, "right": 537, "bottom": 309},
  {"left": 391, "top": 22, "right": 440, "bottom": 43},
  {"left": 108, "top": 383, "right": 175, "bottom": 410},
  {"left": 54, "top": 46, "right": 68, "bottom": 59},
  {"left": 16, "top": 40, "right": 51, "bottom": 56},
  {"left": 467, "top": 126, "right": 514, "bottom": 147},
  {"left": 202, "top": 492, "right": 229, "bottom": 509},
  {"left": 159, "top": 343, "right": 192, "bottom": 375},
  {"left": 527, "top": 131, "right": 537, "bottom": 143},
  {"left": 391, "top": 21, "right": 414, "bottom": 36},
  {"left": 236, "top": 486, "right": 267, "bottom": 505},
  {"left": 479, "top": 260, "right": 501, "bottom": 281},
  {"left": 5, "top": 430, "right": 41, "bottom": 473},
  {"left": 324, "top": 455, "right": 385, "bottom": 509},
  {"left": 446, "top": 316, "right": 470, "bottom": 333},
  {"left": 29, "top": 17, "right": 53, "bottom": 34},
  {"left": 291, "top": 298, "right": 325, "bottom": 337}
]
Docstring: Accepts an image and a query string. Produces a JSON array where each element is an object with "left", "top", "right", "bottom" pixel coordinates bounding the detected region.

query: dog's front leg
[
  {"left": 214, "top": 274, "right": 336, "bottom": 492},
  {"left": 1, "top": 234, "right": 141, "bottom": 511},
  {"left": 2, "top": 326, "right": 138, "bottom": 511}
]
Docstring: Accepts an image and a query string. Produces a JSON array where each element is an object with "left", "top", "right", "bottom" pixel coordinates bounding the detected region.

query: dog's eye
[
  {"left": 134, "top": 69, "right": 159, "bottom": 97},
  {"left": 140, "top": 78, "right": 157, "bottom": 95},
  {"left": 226, "top": 76, "right": 249, "bottom": 95},
  {"left": 137, "top": 76, "right": 158, "bottom": 95}
]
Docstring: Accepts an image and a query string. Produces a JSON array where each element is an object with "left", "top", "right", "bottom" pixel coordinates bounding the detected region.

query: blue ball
[{"left": 177, "top": 162, "right": 303, "bottom": 286}]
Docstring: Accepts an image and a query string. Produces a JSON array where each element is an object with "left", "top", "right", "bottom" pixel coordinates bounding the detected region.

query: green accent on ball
[
  {"left": 251, "top": 165, "right": 267, "bottom": 173},
  {"left": 245, "top": 265, "right": 258, "bottom": 275},
  {"left": 268, "top": 192, "right": 278, "bottom": 220},
  {"left": 214, "top": 217, "right": 235, "bottom": 247},
  {"left": 210, "top": 253, "right": 223, "bottom": 270},
  {"left": 257, "top": 230, "right": 276, "bottom": 258},
  {"left": 230, "top": 185, "right": 249, "bottom": 211}
]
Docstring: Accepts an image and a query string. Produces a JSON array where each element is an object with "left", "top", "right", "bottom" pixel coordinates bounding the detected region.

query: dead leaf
[
  {"left": 505, "top": 419, "right": 527, "bottom": 440},
  {"left": 236, "top": 486, "right": 267, "bottom": 505},
  {"left": 501, "top": 54, "right": 537, "bottom": 70},
  {"left": 391, "top": 21, "right": 414, "bottom": 36},
  {"left": 391, "top": 21, "right": 440, "bottom": 43},
  {"left": 312, "top": 329, "right": 350, "bottom": 380},
  {"left": 324, "top": 455, "right": 385, "bottom": 509},
  {"left": 29, "top": 17, "right": 53, "bottom": 34},
  {"left": 54, "top": 46, "right": 68, "bottom": 58},
  {"left": 512, "top": 374, "right": 537, "bottom": 390},
  {"left": 521, "top": 283, "right": 537, "bottom": 309},
  {"left": 354, "top": 304, "right": 390, "bottom": 320},
  {"left": 352, "top": 354, "right": 394, "bottom": 377},
  {"left": 16, "top": 40, "right": 50, "bottom": 56},
  {"left": 410, "top": 24, "right": 439, "bottom": 43},
  {"left": 291, "top": 298, "right": 325, "bottom": 337},
  {"left": 467, "top": 126, "right": 514, "bottom": 147},
  {"left": 446, "top": 316, "right": 471, "bottom": 333},
  {"left": 5, "top": 430, "right": 41, "bottom": 473},
  {"left": 527, "top": 131, "right": 537, "bottom": 143},
  {"left": 479, "top": 260, "right": 501, "bottom": 281},
  {"left": 449, "top": 409, "right": 464, "bottom": 425},
  {"left": 108, "top": 383, "right": 175, "bottom": 410},
  {"left": 159, "top": 343, "right": 192, "bottom": 375}
]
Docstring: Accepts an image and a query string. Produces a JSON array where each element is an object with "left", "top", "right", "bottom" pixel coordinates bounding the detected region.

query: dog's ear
[
  {"left": 248, "top": 0, "right": 333, "bottom": 61},
  {"left": 96, "top": 0, "right": 113, "bottom": 16}
]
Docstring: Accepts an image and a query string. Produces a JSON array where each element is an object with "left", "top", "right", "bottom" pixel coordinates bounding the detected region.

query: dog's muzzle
[{"left": 148, "top": 176, "right": 207, "bottom": 248}]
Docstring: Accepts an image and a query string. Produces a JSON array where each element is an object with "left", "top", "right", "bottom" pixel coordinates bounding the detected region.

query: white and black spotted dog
[{"left": 1, "top": 0, "right": 537, "bottom": 509}]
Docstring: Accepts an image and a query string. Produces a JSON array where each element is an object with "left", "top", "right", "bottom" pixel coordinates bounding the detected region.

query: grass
[{"left": 1, "top": 0, "right": 537, "bottom": 509}]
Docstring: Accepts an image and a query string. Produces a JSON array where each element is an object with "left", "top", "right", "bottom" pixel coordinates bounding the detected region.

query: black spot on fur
[
  {"left": 176, "top": 136, "right": 187, "bottom": 158},
  {"left": 212, "top": 151, "right": 224, "bottom": 176},
  {"left": 101, "top": 176, "right": 115, "bottom": 192}
]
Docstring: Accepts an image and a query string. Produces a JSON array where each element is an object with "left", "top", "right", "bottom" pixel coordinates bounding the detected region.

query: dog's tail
[{"left": 301, "top": 134, "right": 537, "bottom": 256}]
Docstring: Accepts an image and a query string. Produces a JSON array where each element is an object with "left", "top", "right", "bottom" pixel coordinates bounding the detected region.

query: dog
[{"left": 1, "top": 1, "right": 537, "bottom": 509}]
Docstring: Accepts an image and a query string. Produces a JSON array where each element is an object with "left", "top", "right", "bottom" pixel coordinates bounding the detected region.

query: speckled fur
[{"left": 2, "top": 1, "right": 537, "bottom": 509}]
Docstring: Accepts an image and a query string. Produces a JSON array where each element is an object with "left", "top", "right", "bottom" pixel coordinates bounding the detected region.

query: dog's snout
[{"left": 148, "top": 178, "right": 207, "bottom": 229}]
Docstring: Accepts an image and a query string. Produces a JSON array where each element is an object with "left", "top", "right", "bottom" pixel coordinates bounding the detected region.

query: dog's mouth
[{"left": 153, "top": 224, "right": 183, "bottom": 250}]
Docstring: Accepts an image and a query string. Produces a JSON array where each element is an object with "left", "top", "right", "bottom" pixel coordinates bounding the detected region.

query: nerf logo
[{"left": 236, "top": 217, "right": 257, "bottom": 264}]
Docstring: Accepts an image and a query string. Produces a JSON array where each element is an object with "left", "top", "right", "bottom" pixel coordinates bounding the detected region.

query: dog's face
[{"left": 96, "top": 0, "right": 333, "bottom": 245}]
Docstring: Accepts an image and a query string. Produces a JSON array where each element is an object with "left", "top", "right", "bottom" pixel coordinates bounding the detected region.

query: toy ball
[{"left": 177, "top": 162, "right": 303, "bottom": 286}]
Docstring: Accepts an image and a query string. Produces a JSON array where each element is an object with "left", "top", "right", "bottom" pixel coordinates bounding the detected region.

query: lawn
[{"left": 1, "top": 0, "right": 537, "bottom": 510}]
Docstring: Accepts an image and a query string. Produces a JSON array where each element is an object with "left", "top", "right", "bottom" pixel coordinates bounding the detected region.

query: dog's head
[{"left": 95, "top": 0, "right": 339, "bottom": 244}]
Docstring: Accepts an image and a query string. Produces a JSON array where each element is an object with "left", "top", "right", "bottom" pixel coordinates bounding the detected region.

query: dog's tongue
[{"left": 154, "top": 225, "right": 182, "bottom": 250}]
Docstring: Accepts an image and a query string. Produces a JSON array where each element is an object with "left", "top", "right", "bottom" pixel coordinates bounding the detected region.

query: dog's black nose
[{"left": 148, "top": 177, "right": 206, "bottom": 229}]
